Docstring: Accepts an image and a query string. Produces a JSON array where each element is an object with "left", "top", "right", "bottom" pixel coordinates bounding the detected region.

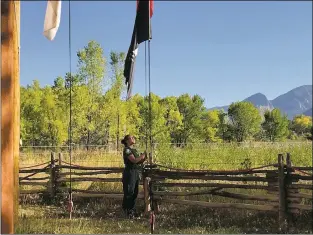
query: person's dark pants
[{"left": 122, "top": 168, "right": 140, "bottom": 215}]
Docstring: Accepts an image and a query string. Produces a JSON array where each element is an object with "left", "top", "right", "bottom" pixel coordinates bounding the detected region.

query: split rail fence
[{"left": 19, "top": 152, "right": 312, "bottom": 231}]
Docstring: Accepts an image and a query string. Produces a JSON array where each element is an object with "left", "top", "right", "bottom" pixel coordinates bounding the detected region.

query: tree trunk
[
  {"left": 86, "top": 115, "right": 91, "bottom": 151},
  {"left": 87, "top": 131, "right": 90, "bottom": 151},
  {"left": 116, "top": 112, "right": 120, "bottom": 151}
]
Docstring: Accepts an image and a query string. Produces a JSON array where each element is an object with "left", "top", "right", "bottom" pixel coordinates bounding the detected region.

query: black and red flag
[{"left": 124, "top": 0, "right": 154, "bottom": 100}]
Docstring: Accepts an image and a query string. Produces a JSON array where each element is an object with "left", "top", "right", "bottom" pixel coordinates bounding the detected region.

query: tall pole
[
  {"left": 1, "top": 1, "right": 20, "bottom": 234},
  {"left": 148, "top": 0, "right": 153, "bottom": 165},
  {"left": 117, "top": 109, "right": 120, "bottom": 151},
  {"left": 148, "top": 40, "right": 152, "bottom": 165},
  {"left": 13, "top": 0, "right": 20, "bottom": 228}
]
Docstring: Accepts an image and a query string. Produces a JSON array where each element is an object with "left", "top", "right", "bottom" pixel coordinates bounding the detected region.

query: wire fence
[
  {"left": 19, "top": 141, "right": 311, "bottom": 151},
  {"left": 19, "top": 141, "right": 312, "bottom": 170}
]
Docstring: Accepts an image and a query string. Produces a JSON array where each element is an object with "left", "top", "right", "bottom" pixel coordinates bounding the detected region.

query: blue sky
[{"left": 21, "top": 1, "right": 312, "bottom": 108}]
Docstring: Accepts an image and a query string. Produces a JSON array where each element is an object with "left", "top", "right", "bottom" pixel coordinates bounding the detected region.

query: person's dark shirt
[{"left": 123, "top": 146, "right": 141, "bottom": 169}]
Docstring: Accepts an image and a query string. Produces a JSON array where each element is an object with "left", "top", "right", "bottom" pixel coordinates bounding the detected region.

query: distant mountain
[
  {"left": 303, "top": 108, "right": 312, "bottom": 117},
  {"left": 244, "top": 93, "right": 274, "bottom": 110},
  {"left": 208, "top": 85, "right": 312, "bottom": 119},
  {"left": 271, "top": 85, "right": 312, "bottom": 119},
  {"left": 209, "top": 104, "right": 229, "bottom": 113}
]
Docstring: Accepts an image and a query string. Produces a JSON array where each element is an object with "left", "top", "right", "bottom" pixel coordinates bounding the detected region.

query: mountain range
[{"left": 208, "top": 85, "right": 312, "bottom": 119}]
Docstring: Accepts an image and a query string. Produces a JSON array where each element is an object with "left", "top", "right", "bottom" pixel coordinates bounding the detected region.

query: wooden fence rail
[{"left": 19, "top": 152, "right": 312, "bottom": 232}]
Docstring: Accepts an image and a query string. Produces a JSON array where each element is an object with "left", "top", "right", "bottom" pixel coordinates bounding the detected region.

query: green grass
[
  {"left": 20, "top": 141, "right": 312, "bottom": 169},
  {"left": 155, "top": 141, "right": 312, "bottom": 170},
  {"left": 17, "top": 198, "right": 313, "bottom": 234},
  {"left": 17, "top": 142, "right": 313, "bottom": 234}
]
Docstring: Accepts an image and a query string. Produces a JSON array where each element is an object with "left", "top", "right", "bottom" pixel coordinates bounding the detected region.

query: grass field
[
  {"left": 20, "top": 141, "right": 312, "bottom": 169},
  {"left": 17, "top": 199, "right": 313, "bottom": 234},
  {"left": 17, "top": 141, "right": 313, "bottom": 234}
]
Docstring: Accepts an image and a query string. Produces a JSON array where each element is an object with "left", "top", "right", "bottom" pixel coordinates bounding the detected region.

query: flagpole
[
  {"left": 148, "top": 0, "right": 153, "bottom": 165},
  {"left": 148, "top": 40, "right": 152, "bottom": 164},
  {"left": 145, "top": 41, "right": 148, "bottom": 152},
  {"left": 1, "top": 1, "right": 20, "bottom": 233}
]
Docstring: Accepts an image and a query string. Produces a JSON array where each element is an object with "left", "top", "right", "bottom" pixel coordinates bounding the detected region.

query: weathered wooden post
[
  {"left": 286, "top": 153, "right": 300, "bottom": 218},
  {"left": 49, "top": 152, "right": 56, "bottom": 198},
  {"left": 266, "top": 172, "right": 278, "bottom": 195},
  {"left": 149, "top": 180, "right": 160, "bottom": 214},
  {"left": 152, "top": 197, "right": 160, "bottom": 213},
  {"left": 278, "top": 153, "right": 288, "bottom": 232},
  {"left": 58, "top": 152, "right": 63, "bottom": 167},
  {"left": 55, "top": 152, "right": 63, "bottom": 194},
  {"left": 149, "top": 152, "right": 153, "bottom": 166},
  {"left": 13, "top": 1, "right": 21, "bottom": 226},
  {"left": 1, "top": 1, "right": 20, "bottom": 233},
  {"left": 144, "top": 177, "right": 151, "bottom": 213}
]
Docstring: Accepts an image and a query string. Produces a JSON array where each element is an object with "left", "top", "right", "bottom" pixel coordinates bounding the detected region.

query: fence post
[
  {"left": 149, "top": 180, "right": 160, "bottom": 214},
  {"left": 278, "top": 153, "right": 288, "bottom": 232},
  {"left": 266, "top": 172, "right": 278, "bottom": 195},
  {"left": 55, "top": 152, "right": 63, "bottom": 194},
  {"left": 153, "top": 197, "right": 160, "bottom": 213},
  {"left": 144, "top": 177, "right": 151, "bottom": 213},
  {"left": 58, "top": 152, "right": 62, "bottom": 167},
  {"left": 286, "top": 153, "right": 300, "bottom": 219},
  {"left": 149, "top": 152, "right": 153, "bottom": 166},
  {"left": 49, "top": 152, "right": 56, "bottom": 198}
]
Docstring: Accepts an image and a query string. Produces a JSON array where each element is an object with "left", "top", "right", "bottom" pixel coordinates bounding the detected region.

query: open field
[
  {"left": 17, "top": 141, "right": 313, "bottom": 234},
  {"left": 17, "top": 198, "right": 313, "bottom": 234},
  {"left": 20, "top": 141, "right": 312, "bottom": 169}
]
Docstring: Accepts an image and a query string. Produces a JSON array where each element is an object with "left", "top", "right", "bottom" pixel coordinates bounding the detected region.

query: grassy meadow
[
  {"left": 17, "top": 141, "right": 313, "bottom": 234},
  {"left": 20, "top": 141, "right": 312, "bottom": 169}
]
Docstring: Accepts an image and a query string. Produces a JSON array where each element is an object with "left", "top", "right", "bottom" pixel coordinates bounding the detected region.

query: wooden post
[
  {"left": 116, "top": 111, "right": 120, "bottom": 152},
  {"left": 58, "top": 152, "right": 63, "bottom": 167},
  {"left": 149, "top": 152, "right": 153, "bottom": 165},
  {"left": 266, "top": 171, "right": 278, "bottom": 195},
  {"left": 149, "top": 180, "right": 160, "bottom": 214},
  {"left": 13, "top": 0, "right": 20, "bottom": 228},
  {"left": 1, "top": 1, "right": 20, "bottom": 233},
  {"left": 278, "top": 154, "right": 288, "bottom": 232},
  {"left": 286, "top": 153, "right": 300, "bottom": 217},
  {"left": 144, "top": 177, "right": 151, "bottom": 213},
  {"left": 49, "top": 152, "right": 56, "bottom": 198},
  {"left": 152, "top": 198, "right": 160, "bottom": 214},
  {"left": 56, "top": 152, "right": 63, "bottom": 193}
]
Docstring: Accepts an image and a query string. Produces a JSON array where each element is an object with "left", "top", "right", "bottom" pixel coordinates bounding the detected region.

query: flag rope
[
  {"left": 147, "top": 3, "right": 155, "bottom": 232},
  {"left": 148, "top": 39, "right": 153, "bottom": 164},
  {"left": 145, "top": 41, "right": 148, "bottom": 151},
  {"left": 68, "top": 0, "right": 74, "bottom": 220}
]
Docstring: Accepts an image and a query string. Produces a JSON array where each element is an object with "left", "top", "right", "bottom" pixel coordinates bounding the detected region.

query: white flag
[{"left": 43, "top": 0, "right": 62, "bottom": 41}]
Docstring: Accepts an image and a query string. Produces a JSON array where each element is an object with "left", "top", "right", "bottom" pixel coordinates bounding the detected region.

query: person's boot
[
  {"left": 128, "top": 209, "right": 141, "bottom": 219},
  {"left": 128, "top": 211, "right": 134, "bottom": 219},
  {"left": 123, "top": 209, "right": 130, "bottom": 218}
]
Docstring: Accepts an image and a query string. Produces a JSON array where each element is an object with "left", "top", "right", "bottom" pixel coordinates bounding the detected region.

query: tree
[
  {"left": 104, "top": 51, "right": 126, "bottom": 149},
  {"left": 124, "top": 94, "right": 143, "bottom": 142},
  {"left": 138, "top": 93, "right": 169, "bottom": 145},
  {"left": 21, "top": 80, "right": 67, "bottom": 146},
  {"left": 262, "top": 108, "right": 289, "bottom": 141},
  {"left": 20, "top": 80, "right": 45, "bottom": 145},
  {"left": 227, "top": 101, "right": 262, "bottom": 142},
  {"left": 53, "top": 76, "right": 65, "bottom": 90},
  {"left": 160, "top": 96, "right": 183, "bottom": 143},
  {"left": 40, "top": 86, "right": 67, "bottom": 145},
  {"left": 217, "top": 111, "right": 234, "bottom": 142},
  {"left": 291, "top": 115, "right": 312, "bottom": 137},
  {"left": 203, "top": 110, "right": 223, "bottom": 142},
  {"left": 76, "top": 40, "right": 106, "bottom": 149},
  {"left": 176, "top": 94, "right": 206, "bottom": 144},
  {"left": 77, "top": 40, "right": 106, "bottom": 93}
]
